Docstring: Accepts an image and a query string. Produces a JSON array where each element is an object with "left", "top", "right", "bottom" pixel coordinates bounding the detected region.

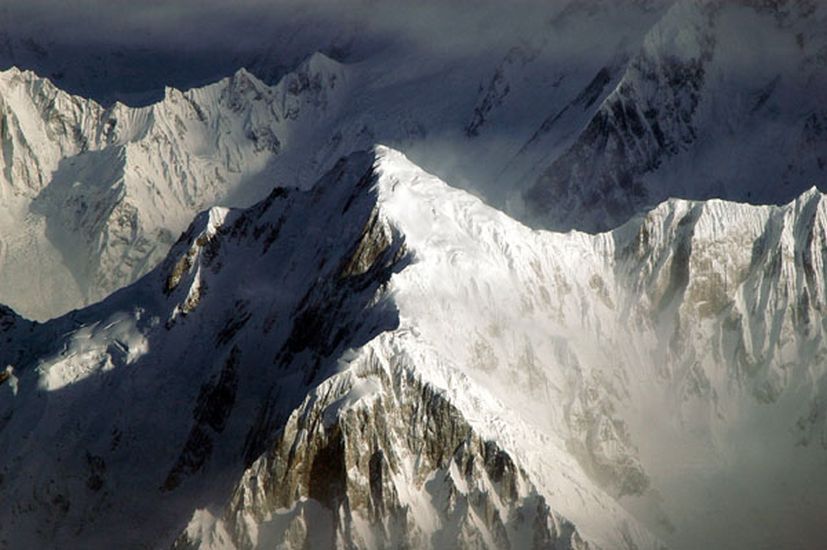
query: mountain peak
[
  {"left": 5, "top": 142, "right": 827, "bottom": 548},
  {"left": 0, "top": 64, "right": 37, "bottom": 82},
  {"left": 225, "top": 66, "right": 268, "bottom": 92},
  {"left": 0, "top": 64, "right": 64, "bottom": 99},
  {"left": 302, "top": 50, "right": 343, "bottom": 72}
]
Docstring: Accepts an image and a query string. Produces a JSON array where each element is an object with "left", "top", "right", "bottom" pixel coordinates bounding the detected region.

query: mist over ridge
[{"left": 1, "top": 2, "right": 827, "bottom": 549}]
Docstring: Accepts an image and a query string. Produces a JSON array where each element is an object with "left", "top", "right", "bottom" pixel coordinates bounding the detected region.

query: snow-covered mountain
[
  {"left": 4, "top": 0, "right": 824, "bottom": 323},
  {"left": 0, "top": 0, "right": 673, "bottom": 320},
  {"left": 0, "top": 6, "right": 644, "bottom": 320},
  {"left": 4, "top": 0, "right": 825, "bottom": 241},
  {"left": 0, "top": 148, "right": 597, "bottom": 549},
  {"left": 0, "top": 54, "right": 350, "bottom": 319},
  {"left": 521, "top": 0, "right": 827, "bottom": 231},
  {"left": 1, "top": 1, "right": 827, "bottom": 547},
  {"left": 2, "top": 147, "right": 826, "bottom": 549}
]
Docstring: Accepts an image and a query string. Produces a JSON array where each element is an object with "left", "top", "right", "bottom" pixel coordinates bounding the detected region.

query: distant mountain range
[{"left": 0, "top": 1, "right": 826, "bottom": 548}]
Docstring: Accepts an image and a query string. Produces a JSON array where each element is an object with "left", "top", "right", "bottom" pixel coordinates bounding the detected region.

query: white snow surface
[
  {"left": 3, "top": 0, "right": 825, "bottom": 323},
  {"left": 0, "top": 1, "right": 826, "bottom": 547},
  {"left": 1, "top": 146, "right": 826, "bottom": 549},
  {"left": 0, "top": 0, "right": 673, "bottom": 320}
]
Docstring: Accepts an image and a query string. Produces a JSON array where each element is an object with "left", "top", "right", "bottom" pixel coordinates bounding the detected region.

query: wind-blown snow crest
[
  {"left": 2, "top": 146, "right": 827, "bottom": 549},
  {"left": 180, "top": 147, "right": 827, "bottom": 549}
]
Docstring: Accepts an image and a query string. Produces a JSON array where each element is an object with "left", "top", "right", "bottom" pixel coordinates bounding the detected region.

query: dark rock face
[
  {"left": 525, "top": 39, "right": 710, "bottom": 232},
  {"left": 0, "top": 150, "right": 419, "bottom": 549},
  {"left": 522, "top": 0, "right": 827, "bottom": 233},
  {"left": 178, "top": 359, "right": 587, "bottom": 550}
]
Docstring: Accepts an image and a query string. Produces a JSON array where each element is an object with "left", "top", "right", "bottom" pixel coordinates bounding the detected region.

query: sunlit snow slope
[
  {"left": 1, "top": 147, "right": 826, "bottom": 549},
  {"left": 4, "top": 0, "right": 824, "bottom": 322},
  {"left": 0, "top": 57, "right": 344, "bottom": 319}
]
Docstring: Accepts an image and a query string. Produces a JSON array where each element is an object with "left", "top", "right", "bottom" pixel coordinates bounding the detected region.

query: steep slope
[
  {"left": 0, "top": 149, "right": 598, "bottom": 550},
  {"left": 472, "top": 0, "right": 672, "bottom": 195},
  {"left": 3, "top": 147, "right": 827, "bottom": 549},
  {"left": 0, "top": 149, "right": 400, "bottom": 548},
  {"left": 0, "top": 56, "right": 346, "bottom": 319},
  {"left": 0, "top": 4, "right": 650, "bottom": 321},
  {"left": 522, "top": 0, "right": 827, "bottom": 231},
  {"left": 179, "top": 353, "right": 589, "bottom": 550},
  {"left": 177, "top": 151, "right": 827, "bottom": 550}
]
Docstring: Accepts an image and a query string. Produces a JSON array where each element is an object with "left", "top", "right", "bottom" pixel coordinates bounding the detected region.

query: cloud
[
  {"left": 3, "top": 0, "right": 557, "bottom": 51},
  {"left": 0, "top": 0, "right": 566, "bottom": 103},
  {"left": 8, "top": 0, "right": 804, "bottom": 104}
]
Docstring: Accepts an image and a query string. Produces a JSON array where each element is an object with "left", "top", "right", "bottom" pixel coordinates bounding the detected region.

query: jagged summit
[
  {"left": 522, "top": 0, "right": 827, "bottom": 231},
  {"left": 0, "top": 147, "right": 593, "bottom": 549},
  {"left": 0, "top": 52, "right": 353, "bottom": 320},
  {"left": 2, "top": 146, "right": 827, "bottom": 548},
  {"left": 2, "top": 4, "right": 827, "bottom": 547},
  {"left": 3, "top": 0, "right": 825, "bottom": 321}
]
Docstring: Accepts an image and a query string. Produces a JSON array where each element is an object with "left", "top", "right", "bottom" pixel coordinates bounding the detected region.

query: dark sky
[
  {"left": 0, "top": 0, "right": 560, "bottom": 104},
  {"left": 1, "top": 0, "right": 557, "bottom": 55}
]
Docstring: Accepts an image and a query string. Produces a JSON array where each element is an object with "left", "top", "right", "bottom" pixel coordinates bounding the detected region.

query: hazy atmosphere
[
  {"left": 1, "top": 0, "right": 559, "bottom": 104},
  {"left": 1, "top": 1, "right": 826, "bottom": 549}
]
